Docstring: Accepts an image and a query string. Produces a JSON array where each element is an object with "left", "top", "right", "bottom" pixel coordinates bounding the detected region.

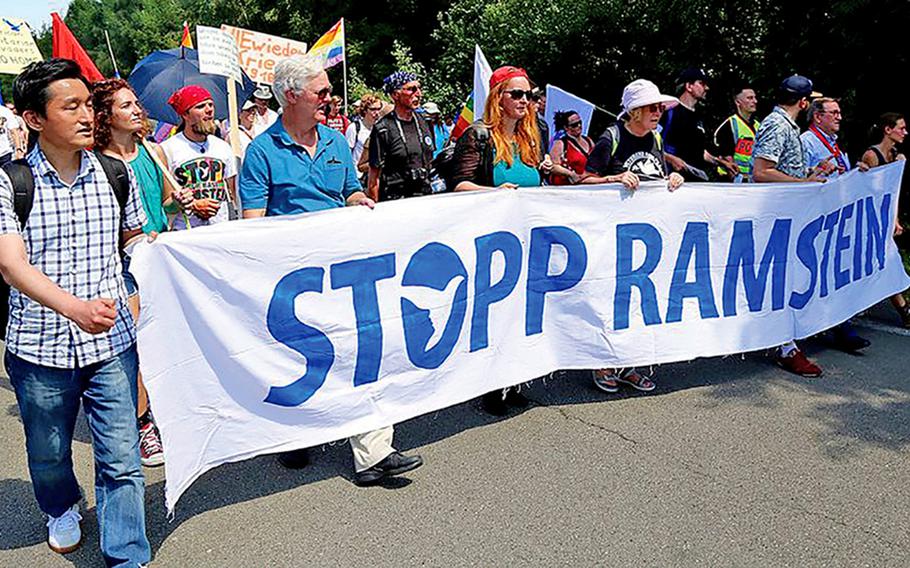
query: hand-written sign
[
  {"left": 0, "top": 17, "right": 43, "bottom": 75},
  {"left": 221, "top": 25, "right": 306, "bottom": 85},
  {"left": 197, "top": 25, "right": 242, "bottom": 83}
]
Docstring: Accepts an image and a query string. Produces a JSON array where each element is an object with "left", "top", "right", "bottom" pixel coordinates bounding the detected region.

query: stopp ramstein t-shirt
[{"left": 160, "top": 132, "right": 236, "bottom": 229}]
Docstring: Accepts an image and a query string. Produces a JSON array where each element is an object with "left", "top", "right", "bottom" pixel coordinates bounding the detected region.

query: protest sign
[
  {"left": 0, "top": 17, "right": 43, "bottom": 75},
  {"left": 130, "top": 164, "right": 909, "bottom": 513},
  {"left": 196, "top": 25, "right": 242, "bottom": 83},
  {"left": 222, "top": 25, "right": 306, "bottom": 85}
]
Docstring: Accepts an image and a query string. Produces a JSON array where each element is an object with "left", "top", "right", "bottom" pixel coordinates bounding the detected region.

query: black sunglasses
[
  {"left": 566, "top": 120, "right": 582, "bottom": 128},
  {"left": 505, "top": 89, "right": 534, "bottom": 101},
  {"left": 401, "top": 85, "right": 422, "bottom": 94},
  {"left": 313, "top": 86, "right": 332, "bottom": 99}
]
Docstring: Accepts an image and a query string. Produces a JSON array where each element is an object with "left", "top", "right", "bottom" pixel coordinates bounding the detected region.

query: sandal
[
  {"left": 614, "top": 369, "right": 656, "bottom": 392},
  {"left": 592, "top": 369, "right": 620, "bottom": 393}
]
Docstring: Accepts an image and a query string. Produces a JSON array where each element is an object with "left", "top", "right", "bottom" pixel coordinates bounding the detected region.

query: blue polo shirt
[{"left": 239, "top": 120, "right": 362, "bottom": 215}]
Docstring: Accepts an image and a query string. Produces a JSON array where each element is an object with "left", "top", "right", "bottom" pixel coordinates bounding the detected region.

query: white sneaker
[{"left": 47, "top": 503, "right": 82, "bottom": 553}]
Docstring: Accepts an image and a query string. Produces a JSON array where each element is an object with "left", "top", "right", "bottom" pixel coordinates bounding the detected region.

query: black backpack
[
  {"left": 0, "top": 151, "right": 130, "bottom": 340},
  {"left": 433, "top": 122, "right": 491, "bottom": 191}
]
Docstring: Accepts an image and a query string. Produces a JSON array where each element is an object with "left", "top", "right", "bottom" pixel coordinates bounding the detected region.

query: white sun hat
[{"left": 618, "top": 79, "right": 679, "bottom": 119}]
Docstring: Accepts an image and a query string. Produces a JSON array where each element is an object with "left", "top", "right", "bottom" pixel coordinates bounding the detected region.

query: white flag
[{"left": 472, "top": 45, "right": 492, "bottom": 120}]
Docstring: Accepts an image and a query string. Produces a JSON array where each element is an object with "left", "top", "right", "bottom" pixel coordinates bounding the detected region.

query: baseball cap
[
  {"left": 422, "top": 102, "right": 441, "bottom": 115},
  {"left": 677, "top": 67, "right": 709, "bottom": 84},
  {"left": 779, "top": 75, "right": 823, "bottom": 99}
]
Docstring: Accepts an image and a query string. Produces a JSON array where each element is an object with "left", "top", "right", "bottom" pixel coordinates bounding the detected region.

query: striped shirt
[{"left": 0, "top": 146, "right": 146, "bottom": 368}]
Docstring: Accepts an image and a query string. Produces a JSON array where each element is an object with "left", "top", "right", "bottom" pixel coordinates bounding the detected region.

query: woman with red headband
[
  {"left": 450, "top": 65, "right": 552, "bottom": 416},
  {"left": 451, "top": 66, "right": 552, "bottom": 193}
]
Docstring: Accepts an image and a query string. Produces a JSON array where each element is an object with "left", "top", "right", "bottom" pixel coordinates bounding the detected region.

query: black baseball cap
[
  {"left": 779, "top": 75, "right": 823, "bottom": 99},
  {"left": 677, "top": 67, "right": 709, "bottom": 84}
]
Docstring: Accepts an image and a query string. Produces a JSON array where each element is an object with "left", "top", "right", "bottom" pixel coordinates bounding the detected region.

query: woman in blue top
[
  {"left": 451, "top": 65, "right": 552, "bottom": 416},
  {"left": 452, "top": 66, "right": 552, "bottom": 192}
]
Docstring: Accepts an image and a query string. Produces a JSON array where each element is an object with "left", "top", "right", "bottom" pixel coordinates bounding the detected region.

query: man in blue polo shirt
[{"left": 239, "top": 54, "right": 423, "bottom": 486}]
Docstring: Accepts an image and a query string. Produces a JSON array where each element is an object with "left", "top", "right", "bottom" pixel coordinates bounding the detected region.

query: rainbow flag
[
  {"left": 308, "top": 19, "right": 345, "bottom": 69},
  {"left": 450, "top": 93, "right": 474, "bottom": 140}
]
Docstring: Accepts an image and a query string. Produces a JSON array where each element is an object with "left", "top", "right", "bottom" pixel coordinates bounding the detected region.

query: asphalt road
[{"left": 1, "top": 304, "right": 908, "bottom": 567}]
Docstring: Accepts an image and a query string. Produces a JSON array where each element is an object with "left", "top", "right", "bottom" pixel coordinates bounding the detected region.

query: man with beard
[
  {"left": 367, "top": 71, "right": 438, "bottom": 201},
  {"left": 660, "top": 68, "right": 727, "bottom": 181},
  {"left": 239, "top": 55, "right": 423, "bottom": 486},
  {"left": 160, "top": 85, "right": 237, "bottom": 229}
]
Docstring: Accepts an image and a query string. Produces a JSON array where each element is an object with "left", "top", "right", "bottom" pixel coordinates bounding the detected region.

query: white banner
[
  {"left": 221, "top": 25, "right": 306, "bottom": 85},
  {"left": 196, "top": 25, "right": 242, "bottom": 84},
  {"left": 131, "top": 164, "right": 909, "bottom": 513}
]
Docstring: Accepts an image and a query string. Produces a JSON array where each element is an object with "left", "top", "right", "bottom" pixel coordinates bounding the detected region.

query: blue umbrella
[{"left": 128, "top": 47, "right": 257, "bottom": 125}]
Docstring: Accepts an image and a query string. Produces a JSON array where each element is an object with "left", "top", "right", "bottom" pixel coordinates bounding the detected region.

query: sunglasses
[
  {"left": 312, "top": 86, "right": 332, "bottom": 99},
  {"left": 400, "top": 85, "right": 421, "bottom": 94},
  {"left": 642, "top": 103, "right": 664, "bottom": 113},
  {"left": 505, "top": 89, "right": 534, "bottom": 101},
  {"left": 566, "top": 120, "right": 582, "bottom": 128}
]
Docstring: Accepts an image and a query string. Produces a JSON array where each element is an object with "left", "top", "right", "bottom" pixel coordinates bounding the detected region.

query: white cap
[
  {"left": 241, "top": 100, "right": 257, "bottom": 111},
  {"left": 422, "top": 102, "right": 440, "bottom": 115},
  {"left": 619, "top": 79, "right": 679, "bottom": 118},
  {"left": 253, "top": 84, "right": 273, "bottom": 100}
]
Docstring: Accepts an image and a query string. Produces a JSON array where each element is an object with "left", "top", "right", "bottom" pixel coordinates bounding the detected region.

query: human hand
[
  {"left": 668, "top": 172, "right": 685, "bottom": 191},
  {"left": 498, "top": 182, "right": 519, "bottom": 190},
  {"left": 192, "top": 198, "right": 221, "bottom": 219},
  {"left": 173, "top": 187, "right": 194, "bottom": 208},
  {"left": 895, "top": 223, "right": 904, "bottom": 237},
  {"left": 539, "top": 154, "right": 554, "bottom": 175},
  {"left": 352, "top": 196, "right": 375, "bottom": 209},
  {"left": 567, "top": 171, "right": 580, "bottom": 184},
  {"left": 615, "top": 171, "right": 639, "bottom": 190},
  {"left": 857, "top": 162, "right": 870, "bottom": 172},
  {"left": 69, "top": 298, "right": 117, "bottom": 334},
  {"left": 806, "top": 171, "right": 828, "bottom": 183}
]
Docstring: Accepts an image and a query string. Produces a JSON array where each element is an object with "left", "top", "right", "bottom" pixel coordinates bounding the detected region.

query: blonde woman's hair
[{"left": 482, "top": 80, "right": 540, "bottom": 167}]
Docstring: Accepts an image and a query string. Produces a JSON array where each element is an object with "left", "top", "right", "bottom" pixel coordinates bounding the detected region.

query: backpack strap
[
  {"left": 1, "top": 159, "right": 36, "bottom": 230},
  {"left": 92, "top": 151, "right": 130, "bottom": 213},
  {"left": 607, "top": 124, "right": 621, "bottom": 158}
]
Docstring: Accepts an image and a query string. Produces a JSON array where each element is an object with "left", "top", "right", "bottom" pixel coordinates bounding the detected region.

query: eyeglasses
[
  {"left": 367, "top": 105, "right": 383, "bottom": 112},
  {"left": 310, "top": 86, "right": 332, "bottom": 99},
  {"left": 401, "top": 84, "right": 421, "bottom": 94},
  {"left": 637, "top": 103, "right": 664, "bottom": 113},
  {"left": 819, "top": 110, "right": 842, "bottom": 117},
  {"left": 505, "top": 89, "right": 534, "bottom": 101},
  {"left": 566, "top": 120, "right": 582, "bottom": 128}
]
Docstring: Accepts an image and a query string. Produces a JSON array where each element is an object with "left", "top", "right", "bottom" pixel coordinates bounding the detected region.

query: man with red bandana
[{"left": 160, "top": 85, "right": 237, "bottom": 229}]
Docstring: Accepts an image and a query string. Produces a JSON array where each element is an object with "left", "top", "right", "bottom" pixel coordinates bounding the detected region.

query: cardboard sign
[
  {"left": 0, "top": 17, "right": 43, "bottom": 75},
  {"left": 196, "top": 25, "right": 242, "bottom": 83},
  {"left": 222, "top": 25, "right": 306, "bottom": 85}
]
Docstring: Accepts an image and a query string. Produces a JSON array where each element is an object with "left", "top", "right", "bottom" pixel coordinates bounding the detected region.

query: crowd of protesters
[{"left": 0, "top": 52, "right": 907, "bottom": 566}]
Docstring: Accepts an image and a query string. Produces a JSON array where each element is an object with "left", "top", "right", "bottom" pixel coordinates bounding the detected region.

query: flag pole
[
  {"left": 341, "top": 18, "right": 348, "bottom": 116},
  {"left": 103, "top": 30, "right": 119, "bottom": 78}
]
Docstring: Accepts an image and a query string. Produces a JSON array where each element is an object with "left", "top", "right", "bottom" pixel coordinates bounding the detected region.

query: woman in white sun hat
[
  {"left": 583, "top": 78, "right": 685, "bottom": 395},
  {"left": 584, "top": 78, "right": 684, "bottom": 192}
]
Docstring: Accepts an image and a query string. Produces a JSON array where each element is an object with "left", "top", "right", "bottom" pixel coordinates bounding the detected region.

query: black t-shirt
[
  {"left": 586, "top": 124, "right": 668, "bottom": 179},
  {"left": 659, "top": 104, "right": 707, "bottom": 175},
  {"left": 368, "top": 112, "right": 435, "bottom": 199}
]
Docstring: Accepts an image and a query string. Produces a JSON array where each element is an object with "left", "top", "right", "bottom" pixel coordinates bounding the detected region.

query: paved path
[{"left": 2, "top": 306, "right": 908, "bottom": 567}]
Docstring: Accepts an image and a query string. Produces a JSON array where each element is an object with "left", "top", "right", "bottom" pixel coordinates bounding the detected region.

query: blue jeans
[{"left": 5, "top": 346, "right": 151, "bottom": 567}]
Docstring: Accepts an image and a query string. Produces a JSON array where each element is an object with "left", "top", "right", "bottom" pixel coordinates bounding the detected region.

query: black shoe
[
  {"left": 277, "top": 448, "right": 310, "bottom": 469},
  {"left": 481, "top": 390, "right": 509, "bottom": 416},
  {"left": 354, "top": 451, "right": 423, "bottom": 486},
  {"left": 830, "top": 325, "right": 871, "bottom": 353},
  {"left": 503, "top": 388, "right": 529, "bottom": 408}
]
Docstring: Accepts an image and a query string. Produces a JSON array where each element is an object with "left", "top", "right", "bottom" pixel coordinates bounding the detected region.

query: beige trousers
[{"left": 349, "top": 425, "right": 395, "bottom": 472}]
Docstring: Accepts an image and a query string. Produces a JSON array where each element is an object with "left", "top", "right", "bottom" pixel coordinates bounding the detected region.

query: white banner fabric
[{"left": 131, "top": 164, "right": 909, "bottom": 513}]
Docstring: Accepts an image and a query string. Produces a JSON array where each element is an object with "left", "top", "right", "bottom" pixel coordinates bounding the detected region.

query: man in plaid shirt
[{"left": 0, "top": 59, "right": 150, "bottom": 566}]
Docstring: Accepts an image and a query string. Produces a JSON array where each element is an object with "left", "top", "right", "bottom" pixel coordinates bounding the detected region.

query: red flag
[
  {"left": 180, "top": 21, "right": 193, "bottom": 48},
  {"left": 51, "top": 12, "right": 104, "bottom": 83}
]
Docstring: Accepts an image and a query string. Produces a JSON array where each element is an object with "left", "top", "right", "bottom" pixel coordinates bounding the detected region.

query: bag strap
[
  {"left": 92, "top": 151, "right": 130, "bottom": 213},
  {"left": 1, "top": 159, "right": 36, "bottom": 230}
]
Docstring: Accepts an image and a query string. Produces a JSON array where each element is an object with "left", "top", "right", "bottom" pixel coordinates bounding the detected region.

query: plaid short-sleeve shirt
[{"left": 0, "top": 146, "right": 146, "bottom": 368}]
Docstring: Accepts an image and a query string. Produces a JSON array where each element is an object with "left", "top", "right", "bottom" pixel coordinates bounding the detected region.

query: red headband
[
  {"left": 489, "top": 66, "right": 529, "bottom": 90},
  {"left": 168, "top": 85, "right": 214, "bottom": 116}
]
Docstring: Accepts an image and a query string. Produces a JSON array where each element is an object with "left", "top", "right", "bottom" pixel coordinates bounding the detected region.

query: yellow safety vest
[{"left": 717, "top": 114, "right": 760, "bottom": 178}]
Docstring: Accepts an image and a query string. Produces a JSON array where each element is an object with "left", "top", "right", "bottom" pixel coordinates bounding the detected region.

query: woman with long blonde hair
[{"left": 451, "top": 66, "right": 552, "bottom": 191}]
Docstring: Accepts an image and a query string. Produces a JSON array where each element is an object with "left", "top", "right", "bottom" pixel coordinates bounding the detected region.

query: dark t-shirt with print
[{"left": 586, "top": 124, "right": 668, "bottom": 179}]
